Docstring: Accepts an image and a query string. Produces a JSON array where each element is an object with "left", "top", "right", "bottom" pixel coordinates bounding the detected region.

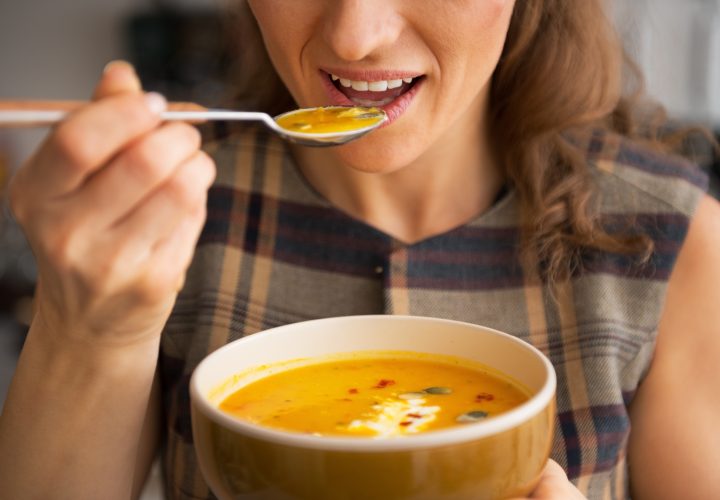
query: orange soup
[
  {"left": 274, "top": 106, "right": 385, "bottom": 134},
  {"left": 218, "top": 353, "right": 529, "bottom": 437}
]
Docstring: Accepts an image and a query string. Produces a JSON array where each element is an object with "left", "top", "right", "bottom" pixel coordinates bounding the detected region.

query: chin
[{"left": 331, "top": 130, "right": 426, "bottom": 174}]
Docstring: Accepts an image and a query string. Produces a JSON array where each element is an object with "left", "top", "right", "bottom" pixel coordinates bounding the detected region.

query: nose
[{"left": 322, "top": 0, "right": 404, "bottom": 61}]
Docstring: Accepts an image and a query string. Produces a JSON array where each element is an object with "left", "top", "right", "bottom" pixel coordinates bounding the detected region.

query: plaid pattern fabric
[{"left": 159, "top": 127, "right": 707, "bottom": 499}]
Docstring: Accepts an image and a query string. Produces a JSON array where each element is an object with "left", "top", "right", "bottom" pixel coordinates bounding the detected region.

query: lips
[{"left": 319, "top": 70, "right": 424, "bottom": 125}]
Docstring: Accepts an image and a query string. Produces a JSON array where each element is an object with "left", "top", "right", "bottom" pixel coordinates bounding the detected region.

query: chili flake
[{"left": 373, "top": 379, "right": 396, "bottom": 389}]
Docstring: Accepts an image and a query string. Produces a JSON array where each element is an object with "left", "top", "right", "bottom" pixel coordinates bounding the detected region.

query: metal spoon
[{"left": 0, "top": 101, "right": 387, "bottom": 147}]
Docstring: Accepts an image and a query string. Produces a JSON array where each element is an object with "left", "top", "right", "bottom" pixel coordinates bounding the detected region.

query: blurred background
[{"left": 0, "top": 0, "right": 719, "bottom": 495}]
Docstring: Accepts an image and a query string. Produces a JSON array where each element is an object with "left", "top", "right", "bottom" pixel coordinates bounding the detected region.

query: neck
[{"left": 292, "top": 93, "right": 503, "bottom": 244}]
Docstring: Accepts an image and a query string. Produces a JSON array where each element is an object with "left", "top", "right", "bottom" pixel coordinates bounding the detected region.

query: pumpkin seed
[
  {"left": 456, "top": 411, "right": 489, "bottom": 423},
  {"left": 423, "top": 386, "right": 452, "bottom": 395}
]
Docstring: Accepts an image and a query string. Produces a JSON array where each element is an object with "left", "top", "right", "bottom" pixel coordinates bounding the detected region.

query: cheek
[
  {"left": 246, "top": 2, "right": 313, "bottom": 103},
  {"left": 432, "top": 0, "right": 514, "bottom": 100},
  {"left": 429, "top": 0, "right": 514, "bottom": 73},
  {"left": 484, "top": 0, "right": 514, "bottom": 18},
  {"left": 451, "top": 0, "right": 516, "bottom": 87},
  {"left": 468, "top": 0, "right": 515, "bottom": 33}
]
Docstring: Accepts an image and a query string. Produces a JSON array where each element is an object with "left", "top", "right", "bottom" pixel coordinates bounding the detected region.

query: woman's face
[{"left": 247, "top": 0, "right": 516, "bottom": 172}]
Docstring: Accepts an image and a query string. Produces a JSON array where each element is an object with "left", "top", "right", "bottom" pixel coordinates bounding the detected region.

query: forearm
[{"left": 0, "top": 319, "right": 160, "bottom": 500}]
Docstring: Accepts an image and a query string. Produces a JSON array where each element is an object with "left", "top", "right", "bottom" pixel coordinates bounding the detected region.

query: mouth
[{"left": 319, "top": 69, "right": 425, "bottom": 125}]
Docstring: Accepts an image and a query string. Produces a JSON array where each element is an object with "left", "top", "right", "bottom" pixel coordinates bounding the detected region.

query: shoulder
[
  {"left": 575, "top": 128, "right": 709, "bottom": 218},
  {"left": 662, "top": 194, "right": 720, "bottom": 327},
  {"left": 568, "top": 129, "right": 710, "bottom": 283},
  {"left": 627, "top": 195, "right": 720, "bottom": 498},
  {"left": 660, "top": 194, "right": 720, "bottom": 382}
]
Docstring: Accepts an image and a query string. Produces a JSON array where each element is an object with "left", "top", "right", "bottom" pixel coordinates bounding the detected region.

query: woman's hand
[
  {"left": 509, "top": 460, "right": 586, "bottom": 499},
  {"left": 0, "top": 61, "right": 214, "bottom": 499},
  {"left": 9, "top": 61, "right": 216, "bottom": 348}
]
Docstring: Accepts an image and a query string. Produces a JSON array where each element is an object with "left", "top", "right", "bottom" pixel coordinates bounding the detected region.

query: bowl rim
[{"left": 190, "top": 315, "right": 556, "bottom": 452}]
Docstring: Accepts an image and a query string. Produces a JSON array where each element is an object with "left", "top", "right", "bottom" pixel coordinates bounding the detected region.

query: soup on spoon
[{"left": 272, "top": 105, "right": 386, "bottom": 145}]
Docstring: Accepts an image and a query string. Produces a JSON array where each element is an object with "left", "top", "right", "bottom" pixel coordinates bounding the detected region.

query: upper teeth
[{"left": 331, "top": 74, "right": 414, "bottom": 91}]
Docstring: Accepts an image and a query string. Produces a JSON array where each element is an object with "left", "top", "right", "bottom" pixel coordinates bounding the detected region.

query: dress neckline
[{"left": 280, "top": 140, "right": 518, "bottom": 248}]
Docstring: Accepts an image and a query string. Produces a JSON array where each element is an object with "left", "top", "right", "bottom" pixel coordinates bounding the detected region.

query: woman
[{"left": 1, "top": 1, "right": 718, "bottom": 498}]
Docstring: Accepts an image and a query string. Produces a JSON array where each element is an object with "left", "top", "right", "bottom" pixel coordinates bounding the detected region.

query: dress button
[{"left": 374, "top": 265, "right": 384, "bottom": 274}]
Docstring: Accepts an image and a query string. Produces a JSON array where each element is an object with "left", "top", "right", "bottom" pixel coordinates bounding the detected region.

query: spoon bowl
[{"left": 273, "top": 106, "right": 387, "bottom": 146}]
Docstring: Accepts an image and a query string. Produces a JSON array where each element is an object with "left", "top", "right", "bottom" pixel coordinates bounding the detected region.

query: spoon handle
[{"left": 0, "top": 100, "right": 211, "bottom": 128}]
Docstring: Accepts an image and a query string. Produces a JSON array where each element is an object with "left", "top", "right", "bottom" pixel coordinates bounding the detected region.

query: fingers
[
  {"left": 140, "top": 205, "right": 208, "bottom": 303},
  {"left": 109, "top": 149, "right": 216, "bottom": 251},
  {"left": 15, "top": 61, "right": 164, "bottom": 201},
  {"left": 527, "top": 460, "right": 586, "bottom": 499},
  {"left": 31, "top": 150, "right": 214, "bottom": 307},
  {"left": 24, "top": 92, "right": 167, "bottom": 199},
  {"left": 537, "top": 460, "right": 573, "bottom": 492},
  {"left": 6, "top": 60, "right": 212, "bottom": 346},
  {"left": 75, "top": 121, "right": 203, "bottom": 228},
  {"left": 93, "top": 60, "right": 142, "bottom": 99},
  {"left": 98, "top": 202, "right": 209, "bottom": 307}
]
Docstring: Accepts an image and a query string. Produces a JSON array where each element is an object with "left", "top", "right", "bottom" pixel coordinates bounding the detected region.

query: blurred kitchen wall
[
  {"left": 0, "top": 0, "right": 223, "bottom": 173},
  {"left": 613, "top": 0, "right": 720, "bottom": 125}
]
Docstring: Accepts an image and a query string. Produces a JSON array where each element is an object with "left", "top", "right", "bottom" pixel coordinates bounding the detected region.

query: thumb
[
  {"left": 93, "top": 60, "right": 143, "bottom": 100},
  {"left": 527, "top": 460, "right": 586, "bottom": 499}
]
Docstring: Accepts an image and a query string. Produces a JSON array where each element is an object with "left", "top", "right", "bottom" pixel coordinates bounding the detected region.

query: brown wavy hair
[
  {"left": 489, "top": 0, "right": 655, "bottom": 283},
  {"left": 225, "top": 0, "right": 703, "bottom": 284}
]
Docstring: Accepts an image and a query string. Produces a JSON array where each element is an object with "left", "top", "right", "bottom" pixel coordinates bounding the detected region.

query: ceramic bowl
[{"left": 190, "top": 315, "right": 556, "bottom": 500}]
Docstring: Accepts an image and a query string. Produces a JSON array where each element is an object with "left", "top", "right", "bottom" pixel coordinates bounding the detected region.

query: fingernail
[
  {"left": 144, "top": 92, "right": 167, "bottom": 115},
  {"left": 103, "top": 59, "right": 135, "bottom": 75}
]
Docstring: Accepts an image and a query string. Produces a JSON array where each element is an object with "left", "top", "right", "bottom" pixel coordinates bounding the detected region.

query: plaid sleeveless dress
[{"left": 159, "top": 127, "right": 707, "bottom": 499}]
